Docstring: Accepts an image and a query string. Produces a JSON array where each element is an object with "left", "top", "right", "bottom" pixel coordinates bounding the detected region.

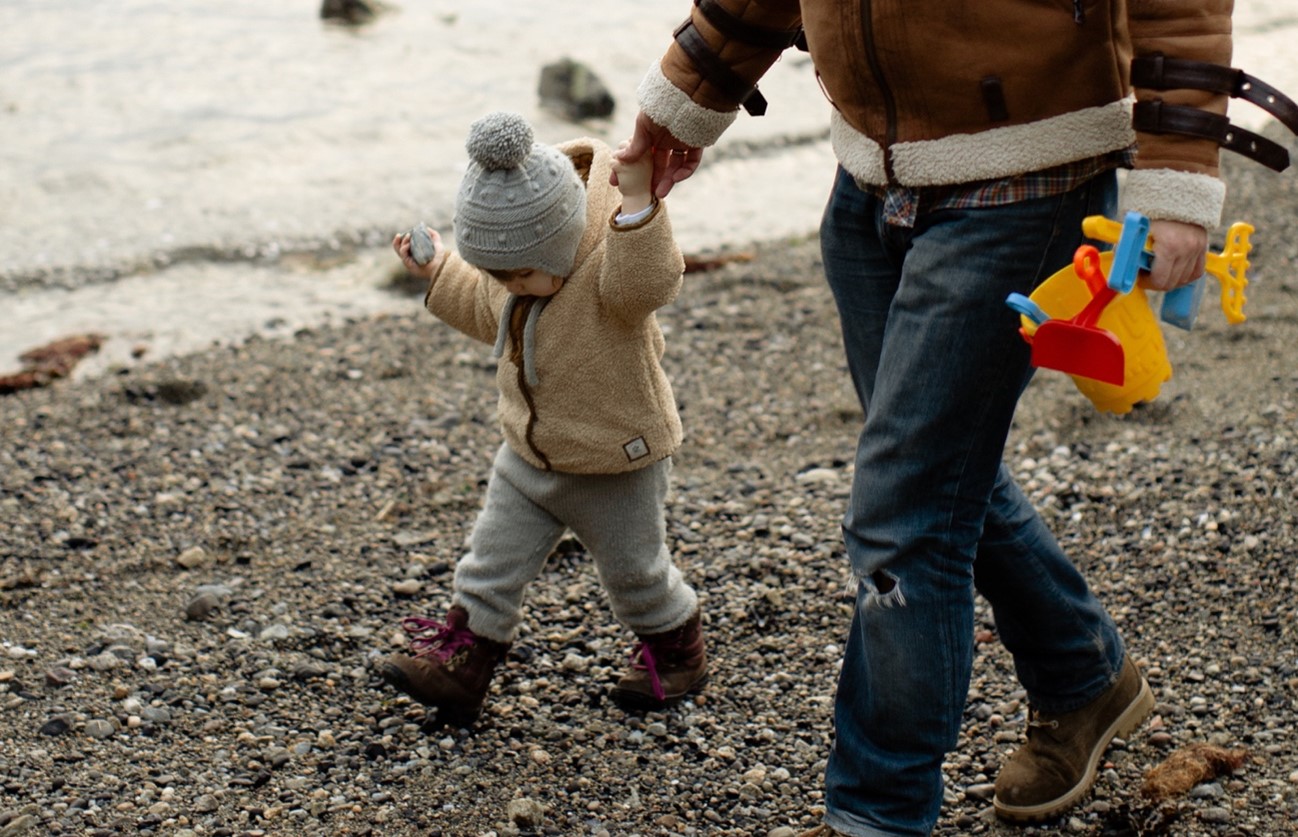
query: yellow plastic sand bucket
[{"left": 1020, "top": 251, "right": 1172, "bottom": 414}]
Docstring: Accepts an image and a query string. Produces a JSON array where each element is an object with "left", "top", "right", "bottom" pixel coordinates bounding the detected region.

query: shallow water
[
  {"left": 2, "top": 0, "right": 1294, "bottom": 377},
  {"left": 0, "top": 0, "right": 824, "bottom": 287}
]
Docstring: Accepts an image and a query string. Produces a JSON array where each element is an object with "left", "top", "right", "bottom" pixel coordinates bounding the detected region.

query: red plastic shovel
[{"left": 1028, "top": 245, "right": 1126, "bottom": 386}]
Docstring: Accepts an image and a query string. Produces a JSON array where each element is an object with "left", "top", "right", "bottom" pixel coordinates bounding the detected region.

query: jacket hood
[{"left": 556, "top": 137, "right": 620, "bottom": 275}]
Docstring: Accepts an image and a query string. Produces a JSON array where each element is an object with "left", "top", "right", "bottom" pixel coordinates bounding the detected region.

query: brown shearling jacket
[
  {"left": 425, "top": 137, "right": 686, "bottom": 475},
  {"left": 638, "top": 0, "right": 1233, "bottom": 229}
]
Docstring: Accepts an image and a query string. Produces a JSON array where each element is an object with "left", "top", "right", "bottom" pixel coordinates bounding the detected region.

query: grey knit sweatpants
[{"left": 451, "top": 443, "right": 699, "bottom": 643}]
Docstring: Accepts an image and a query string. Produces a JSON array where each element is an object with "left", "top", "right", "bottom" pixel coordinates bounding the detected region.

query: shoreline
[
  {"left": 6, "top": 0, "right": 1295, "bottom": 388},
  {"left": 0, "top": 140, "right": 838, "bottom": 387}
]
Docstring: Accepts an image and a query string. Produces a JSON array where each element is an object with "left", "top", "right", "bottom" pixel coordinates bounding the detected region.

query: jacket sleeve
[
  {"left": 638, "top": 0, "right": 804, "bottom": 148},
  {"left": 1122, "top": 0, "right": 1234, "bottom": 229},
  {"left": 599, "top": 201, "right": 686, "bottom": 323},
  {"left": 423, "top": 252, "right": 505, "bottom": 346}
]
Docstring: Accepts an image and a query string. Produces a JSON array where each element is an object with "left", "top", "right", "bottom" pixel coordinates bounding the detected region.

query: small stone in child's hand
[{"left": 410, "top": 222, "right": 435, "bottom": 265}]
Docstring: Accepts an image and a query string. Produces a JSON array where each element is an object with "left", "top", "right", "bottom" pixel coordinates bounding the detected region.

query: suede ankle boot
[
  {"left": 611, "top": 610, "right": 708, "bottom": 710},
  {"left": 993, "top": 657, "right": 1154, "bottom": 822},
  {"left": 380, "top": 606, "right": 510, "bottom": 725}
]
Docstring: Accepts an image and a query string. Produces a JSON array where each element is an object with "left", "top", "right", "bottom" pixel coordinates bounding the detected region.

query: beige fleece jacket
[{"left": 425, "top": 137, "right": 686, "bottom": 474}]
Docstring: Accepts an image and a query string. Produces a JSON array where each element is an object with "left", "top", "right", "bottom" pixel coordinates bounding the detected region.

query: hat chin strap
[{"left": 490, "top": 294, "right": 549, "bottom": 388}]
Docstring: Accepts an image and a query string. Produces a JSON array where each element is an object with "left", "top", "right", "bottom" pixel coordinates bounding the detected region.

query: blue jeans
[{"left": 819, "top": 168, "right": 1127, "bottom": 836}]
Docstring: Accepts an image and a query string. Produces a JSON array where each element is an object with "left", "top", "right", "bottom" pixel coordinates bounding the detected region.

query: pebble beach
[
  {"left": 5, "top": 2, "right": 1298, "bottom": 829},
  {"left": 3, "top": 131, "right": 1298, "bottom": 837}
]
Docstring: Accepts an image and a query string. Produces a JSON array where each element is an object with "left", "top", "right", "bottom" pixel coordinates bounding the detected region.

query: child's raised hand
[
  {"left": 392, "top": 224, "right": 445, "bottom": 280},
  {"left": 612, "top": 140, "right": 654, "bottom": 214}
]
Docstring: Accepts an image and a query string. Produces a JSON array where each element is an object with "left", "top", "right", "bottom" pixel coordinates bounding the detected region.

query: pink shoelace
[
  {"left": 629, "top": 641, "right": 666, "bottom": 701},
  {"left": 401, "top": 616, "right": 476, "bottom": 661}
]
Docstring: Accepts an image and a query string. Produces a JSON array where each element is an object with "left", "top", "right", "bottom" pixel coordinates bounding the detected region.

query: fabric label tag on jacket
[{"left": 623, "top": 437, "right": 649, "bottom": 462}]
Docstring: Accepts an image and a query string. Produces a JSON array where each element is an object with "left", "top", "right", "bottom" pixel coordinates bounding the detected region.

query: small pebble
[
  {"left": 185, "top": 593, "right": 221, "bottom": 621},
  {"left": 85, "top": 719, "right": 116, "bottom": 739}
]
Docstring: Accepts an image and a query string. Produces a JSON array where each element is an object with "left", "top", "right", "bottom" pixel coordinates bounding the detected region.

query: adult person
[{"left": 616, "top": 2, "right": 1233, "bottom": 835}]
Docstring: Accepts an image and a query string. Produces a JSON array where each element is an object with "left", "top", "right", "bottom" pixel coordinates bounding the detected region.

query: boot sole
[
  {"left": 993, "top": 676, "right": 1154, "bottom": 823},
  {"left": 379, "top": 660, "right": 483, "bottom": 727},
  {"left": 609, "top": 673, "right": 710, "bottom": 712}
]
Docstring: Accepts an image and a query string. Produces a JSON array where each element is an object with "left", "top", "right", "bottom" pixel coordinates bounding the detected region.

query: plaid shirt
[{"left": 872, "top": 148, "right": 1137, "bottom": 228}]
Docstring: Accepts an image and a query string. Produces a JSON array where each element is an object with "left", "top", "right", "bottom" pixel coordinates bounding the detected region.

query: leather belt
[
  {"left": 692, "top": 0, "right": 803, "bottom": 50},
  {"left": 1133, "top": 100, "right": 1290, "bottom": 172},
  {"left": 673, "top": 2, "right": 812, "bottom": 117},
  {"left": 674, "top": 19, "right": 768, "bottom": 116},
  {"left": 1132, "top": 55, "right": 1298, "bottom": 135},
  {"left": 1131, "top": 54, "right": 1298, "bottom": 171}
]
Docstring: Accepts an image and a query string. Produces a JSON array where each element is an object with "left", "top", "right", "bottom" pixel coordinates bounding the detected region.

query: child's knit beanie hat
[{"left": 453, "top": 112, "right": 587, "bottom": 277}]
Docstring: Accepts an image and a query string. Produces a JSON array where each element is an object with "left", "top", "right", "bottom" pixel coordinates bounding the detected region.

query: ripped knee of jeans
[{"left": 858, "top": 568, "right": 907, "bottom": 610}]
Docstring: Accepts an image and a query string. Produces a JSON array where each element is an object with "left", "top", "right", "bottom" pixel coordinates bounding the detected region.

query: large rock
[
  {"left": 320, "top": 0, "right": 375, "bottom": 25},
  {"left": 538, "top": 59, "right": 615, "bottom": 120}
]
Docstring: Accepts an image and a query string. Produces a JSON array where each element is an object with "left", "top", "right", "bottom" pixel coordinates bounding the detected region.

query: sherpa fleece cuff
[
  {"left": 1121, "top": 168, "right": 1226, "bottom": 230},
  {"left": 637, "top": 61, "right": 737, "bottom": 149}
]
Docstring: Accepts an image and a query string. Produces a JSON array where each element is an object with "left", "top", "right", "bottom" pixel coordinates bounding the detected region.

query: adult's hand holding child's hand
[{"left": 612, "top": 112, "right": 703, "bottom": 199}]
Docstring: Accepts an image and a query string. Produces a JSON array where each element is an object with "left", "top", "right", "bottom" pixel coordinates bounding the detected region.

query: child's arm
[
  {"left": 393, "top": 225, "right": 505, "bottom": 345},
  {"left": 601, "top": 141, "right": 685, "bottom": 320},
  {"left": 611, "top": 141, "right": 655, "bottom": 216}
]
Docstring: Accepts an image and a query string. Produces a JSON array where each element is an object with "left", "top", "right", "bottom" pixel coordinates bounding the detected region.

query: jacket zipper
[
  {"left": 518, "top": 363, "right": 551, "bottom": 471},
  {"left": 859, "top": 0, "right": 898, "bottom": 183}
]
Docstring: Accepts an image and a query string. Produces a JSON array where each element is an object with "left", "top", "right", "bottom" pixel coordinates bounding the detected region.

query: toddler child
[{"left": 383, "top": 111, "right": 706, "bottom": 725}]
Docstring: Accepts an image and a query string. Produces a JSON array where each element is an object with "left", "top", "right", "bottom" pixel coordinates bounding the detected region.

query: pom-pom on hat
[{"left": 453, "top": 112, "right": 587, "bottom": 278}]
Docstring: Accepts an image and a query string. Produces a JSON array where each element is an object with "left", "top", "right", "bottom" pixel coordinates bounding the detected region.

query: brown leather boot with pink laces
[
  {"left": 610, "top": 610, "right": 708, "bottom": 710},
  {"left": 380, "top": 606, "right": 510, "bottom": 726}
]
